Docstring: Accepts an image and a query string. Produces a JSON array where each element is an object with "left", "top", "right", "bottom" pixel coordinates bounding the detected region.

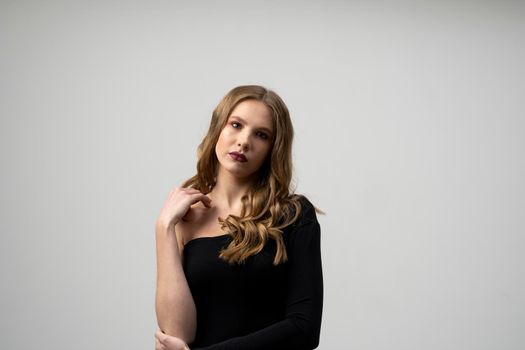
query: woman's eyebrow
[{"left": 229, "top": 116, "right": 273, "bottom": 134}]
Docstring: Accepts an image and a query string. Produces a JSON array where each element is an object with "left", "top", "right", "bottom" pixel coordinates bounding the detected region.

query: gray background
[{"left": 1, "top": 0, "right": 524, "bottom": 349}]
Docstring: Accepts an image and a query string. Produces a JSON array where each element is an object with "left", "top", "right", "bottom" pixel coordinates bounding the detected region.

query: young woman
[{"left": 154, "top": 85, "right": 324, "bottom": 350}]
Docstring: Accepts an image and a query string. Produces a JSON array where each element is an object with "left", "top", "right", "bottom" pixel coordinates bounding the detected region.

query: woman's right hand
[
  {"left": 156, "top": 186, "right": 212, "bottom": 231},
  {"left": 155, "top": 330, "right": 190, "bottom": 350}
]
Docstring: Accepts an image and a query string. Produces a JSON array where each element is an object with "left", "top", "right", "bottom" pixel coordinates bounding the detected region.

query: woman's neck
[{"left": 209, "top": 168, "right": 256, "bottom": 211}]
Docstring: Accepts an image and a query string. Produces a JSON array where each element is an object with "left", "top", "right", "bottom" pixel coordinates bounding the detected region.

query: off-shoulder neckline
[{"left": 184, "top": 232, "right": 231, "bottom": 247}]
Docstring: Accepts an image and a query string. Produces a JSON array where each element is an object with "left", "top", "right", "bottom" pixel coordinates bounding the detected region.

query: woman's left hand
[{"left": 155, "top": 329, "right": 191, "bottom": 350}]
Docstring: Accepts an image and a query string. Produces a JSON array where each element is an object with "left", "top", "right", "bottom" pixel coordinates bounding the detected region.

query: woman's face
[{"left": 215, "top": 99, "right": 275, "bottom": 181}]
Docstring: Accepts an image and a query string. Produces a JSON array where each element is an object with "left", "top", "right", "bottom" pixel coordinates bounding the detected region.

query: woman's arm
[
  {"left": 159, "top": 220, "right": 323, "bottom": 350},
  {"left": 155, "top": 222, "right": 197, "bottom": 344},
  {"left": 156, "top": 197, "right": 324, "bottom": 350},
  {"left": 155, "top": 186, "right": 211, "bottom": 343}
]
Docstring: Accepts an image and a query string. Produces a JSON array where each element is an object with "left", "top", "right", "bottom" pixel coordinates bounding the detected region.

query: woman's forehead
[{"left": 229, "top": 101, "right": 274, "bottom": 131}]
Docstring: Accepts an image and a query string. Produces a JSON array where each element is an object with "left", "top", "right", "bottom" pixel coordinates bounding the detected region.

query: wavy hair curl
[{"left": 181, "top": 85, "right": 323, "bottom": 265}]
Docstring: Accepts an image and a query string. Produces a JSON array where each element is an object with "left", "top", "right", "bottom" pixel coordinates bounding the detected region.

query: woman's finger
[
  {"left": 181, "top": 187, "right": 200, "bottom": 193},
  {"left": 155, "top": 330, "right": 166, "bottom": 344},
  {"left": 196, "top": 193, "right": 212, "bottom": 208},
  {"left": 155, "top": 337, "right": 166, "bottom": 350}
]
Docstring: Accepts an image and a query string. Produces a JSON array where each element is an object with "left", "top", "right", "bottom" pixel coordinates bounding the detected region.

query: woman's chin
[{"left": 226, "top": 167, "right": 256, "bottom": 180}]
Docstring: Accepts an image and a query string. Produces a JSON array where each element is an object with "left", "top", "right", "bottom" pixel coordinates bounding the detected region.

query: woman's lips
[{"left": 229, "top": 152, "right": 247, "bottom": 162}]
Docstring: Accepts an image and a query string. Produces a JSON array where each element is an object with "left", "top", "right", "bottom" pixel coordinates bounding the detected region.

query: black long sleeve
[{"left": 192, "top": 221, "right": 323, "bottom": 349}]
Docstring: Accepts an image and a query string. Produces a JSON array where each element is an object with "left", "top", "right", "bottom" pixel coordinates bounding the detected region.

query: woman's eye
[
  {"left": 231, "top": 122, "right": 268, "bottom": 140},
  {"left": 257, "top": 132, "right": 269, "bottom": 140}
]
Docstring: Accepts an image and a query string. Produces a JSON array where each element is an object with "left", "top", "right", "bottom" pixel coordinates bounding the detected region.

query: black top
[{"left": 182, "top": 196, "right": 323, "bottom": 350}]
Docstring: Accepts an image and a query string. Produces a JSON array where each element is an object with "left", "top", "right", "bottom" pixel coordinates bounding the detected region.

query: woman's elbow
[
  {"left": 304, "top": 330, "right": 320, "bottom": 349},
  {"left": 290, "top": 319, "right": 321, "bottom": 349}
]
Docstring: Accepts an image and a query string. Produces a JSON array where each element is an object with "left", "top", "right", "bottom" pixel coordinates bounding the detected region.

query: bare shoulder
[
  {"left": 173, "top": 220, "right": 189, "bottom": 248},
  {"left": 177, "top": 201, "right": 224, "bottom": 245}
]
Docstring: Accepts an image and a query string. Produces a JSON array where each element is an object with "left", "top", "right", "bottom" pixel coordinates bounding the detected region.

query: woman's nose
[
  {"left": 237, "top": 140, "right": 248, "bottom": 151},
  {"left": 237, "top": 132, "right": 250, "bottom": 151}
]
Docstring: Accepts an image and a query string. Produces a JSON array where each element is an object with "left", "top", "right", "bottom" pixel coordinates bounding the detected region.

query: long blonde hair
[{"left": 181, "top": 85, "right": 323, "bottom": 265}]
